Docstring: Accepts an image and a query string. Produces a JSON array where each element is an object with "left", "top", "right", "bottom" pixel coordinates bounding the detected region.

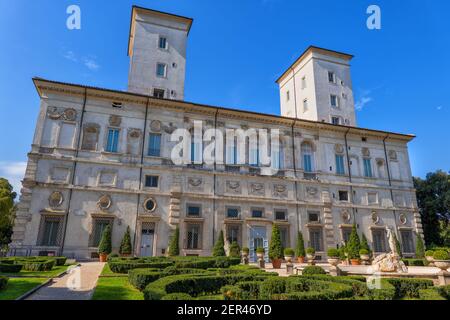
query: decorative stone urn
[
  {"left": 306, "top": 254, "right": 315, "bottom": 265},
  {"left": 425, "top": 256, "right": 435, "bottom": 267},
  {"left": 434, "top": 260, "right": 450, "bottom": 272},
  {"left": 257, "top": 252, "right": 264, "bottom": 260},
  {"left": 327, "top": 258, "right": 340, "bottom": 267},
  {"left": 360, "top": 254, "right": 371, "bottom": 265},
  {"left": 241, "top": 250, "right": 249, "bottom": 265},
  {"left": 284, "top": 255, "right": 294, "bottom": 263}
]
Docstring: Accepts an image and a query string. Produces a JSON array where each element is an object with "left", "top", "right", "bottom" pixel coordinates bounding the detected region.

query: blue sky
[{"left": 0, "top": 0, "right": 449, "bottom": 193}]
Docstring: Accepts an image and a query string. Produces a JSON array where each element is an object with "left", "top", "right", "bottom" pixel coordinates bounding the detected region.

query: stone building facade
[{"left": 10, "top": 6, "right": 423, "bottom": 261}]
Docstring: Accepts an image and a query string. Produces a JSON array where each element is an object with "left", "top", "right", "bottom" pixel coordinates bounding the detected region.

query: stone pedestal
[
  {"left": 437, "top": 271, "right": 450, "bottom": 286},
  {"left": 286, "top": 262, "right": 294, "bottom": 275},
  {"left": 329, "top": 266, "right": 342, "bottom": 277},
  {"left": 307, "top": 259, "right": 316, "bottom": 266},
  {"left": 242, "top": 256, "right": 249, "bottom": 265},
  {"left": 258, "top": 258, "right": 265, "bottom": 269}
]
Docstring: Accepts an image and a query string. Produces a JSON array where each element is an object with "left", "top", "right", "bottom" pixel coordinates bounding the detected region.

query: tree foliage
[
  {"left": 346, "top": 224, "right": 361, "bottom": 259},
  {"left": 295, "top": 231, "right": 305, "bottom": 257},
  {"left": 98, "top": 224, "right": 112, "bottom": 254},
  {"left": 213, "top": 230, "right": 226, "bottom": 257},
  {"left": 228, "top": 241, "right": 241, "bottom": 258},
  {"left": 269, "top": 224, "right": 283, "bottom": 260},
  {"left": 415, "top": 234, "right": 425, "bottom": 259},
  {"left": 360, "top": 233, "right": 371, "bottom": 256},
  {"left": 119, "top": 226, "right": 132, "bottom": 255},
  {"left": 168, "top": 226, "right": 180, "bottom": 256},
  {"left": 0, "top": 178, "right": 17, "bottom": 250}
]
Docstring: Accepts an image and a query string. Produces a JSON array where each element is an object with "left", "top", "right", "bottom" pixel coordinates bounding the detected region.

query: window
[
  {"left": 81, "top": 125, "right": 99, "bottom": 151},
  {"left": 368, "top": 192, "right": 378, "bottom": 205},
  {"left": 372, "top": 229, "right": 387, "bottom": 253},
  {"left": 308, "top": 211, "right": 320, "bottom": 223},
  {"left": 363, "top": 158, "right": 373, "bottom": 177},
  {"left": 331, "top": 117, "right": 340, "bottom": 125},
  {"left": 249, "top": 140, "right": 259, "bottom": 166},
  {"left": 338, "top": 191, "right": 349, "bottom": 202},
  {"left": 335, "top": 154, "right": 345, "bottom": 175},
  {"left": 153, "top": 88, "right": 165, "bottom": 99},
  {"left": 271, "top": 145, "right": 283, "bottom": 170},
  {"left": 286, "top": 90, "right": 290, "bottom": 101},
  {"left": 156, "top": 63, "right": 167, "bottom": 77},
  {"left": 148, "top": 133, "right": 161, "bottom": 157},
  {"left": 106, "top": 128, "right": 120, "bottom": 153},
  {"left": 112, "top": 102, "right": 123, "bottom": 108},
  {"left": 191, "top": 134, "right": 202, "bottom": 164},
  {"left": 301, "top": 77, "right": 307, "bottom": 89},
  {"left": 226, "top": 136, "right": 238, "bottom": 165},
  {"left": 144, "top": 198, "right": 156, "bottom": 212},
  {"left": 301, "top": 142, "right": 313, "bottom": 172},
  {"left": 330, "top": 94, "right": 339, "bottom": 107},
  {"left": 90, "top": 219, "right": 112, "bottom": 247},
  {"left": 38, "top": 216, "right": 63, "bottom": 246},
  {"left": 187, "top": 205, "right": 201, "bottom": 217},
  {"left": 227, "top": 225, "right": 240, "bottom": 245},
  {"left": 186, "top": 224, "right": 201, "bottom": 249},
  {"left": 303, "top": 99, "right": 308, "bottom": 112},
  {"left": 328, "top": 71, "right": 336, "bottom": 83},
  {"left": 58, "top": 122, "right": 76, "bottom": 148},
  {"left": 158, "top": 36, "right": 167, "bottom": 49},
  {"left": 400, "top": 230, "right": 414, "bottom": 254},
  {"left": 145, "top": 175, "right": 159, "bottom": 188},
  {"left": 342, "top": 227, "right": 352, "bottom": 243},
  {"left": 275, "top": 210, "right": 287, "bottom": 221},
  {"left": 279, "top": 226, "right": 289, "bottom": 249},
  {"left": 251, "top": 209, "right": 263, "bottom": 218},
  {"left": 309, "top": 228, "right": 324, "bottom": 252},
  {"left": 226, "top": 208, "right": 239, "bottom": 219}
]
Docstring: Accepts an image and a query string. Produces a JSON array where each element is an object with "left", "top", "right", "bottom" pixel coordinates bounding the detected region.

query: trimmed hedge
[
  {"left": 21, "top": 259, "right": 55, "bottom": 271},
  {"left": 402, "top": 258, "right": 425, "bottom": 267},
  {"left": 174, "top": 257, "right": 241, "bottom": 269},
  {"left": 418, "top": 288, "right": 446, "bottom": 300},
  {"left": 386, "top": 278, "right": 433, "bottom": 299},
  {"left": 51, "top": 257, "right": 67, "bottom": 266},
  {"left": 161, "top": 293, "right": 194, "bottom": 300},
  {"left": 0, "top": 276, "right": 8, "bottom": 291},
  {"left": 437, "top": 285, "right": 450, "bottom": 300},
  {"left": 302, "top": 266, "right": 326, "bottom": 275},
  {"left": 109, "top": 261, "right": 174, "bottom": 274},
  {"left": 0, "top": 263, "right": 23, "bottom": 273}
]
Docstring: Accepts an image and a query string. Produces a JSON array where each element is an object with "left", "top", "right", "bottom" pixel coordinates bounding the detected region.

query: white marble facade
[{"left": 10, "top": 6, "right": 423, "bottom": 261}]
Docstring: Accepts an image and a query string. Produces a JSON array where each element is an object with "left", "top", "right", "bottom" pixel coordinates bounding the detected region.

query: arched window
[
  {"left": 301, "top": 142, "right": 314, "bottom": 172},
  {"left": 81, "top": 125, "right": 99, "bottom": 151}
]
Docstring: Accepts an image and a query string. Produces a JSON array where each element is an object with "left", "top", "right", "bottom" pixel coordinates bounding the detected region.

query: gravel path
[{"left": 26, "top": 262, "right": 105, "bottom": 300}]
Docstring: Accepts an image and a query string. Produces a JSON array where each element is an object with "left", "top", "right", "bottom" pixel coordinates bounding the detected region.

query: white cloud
[
  {"left": 355, "top": 96, "right": 373, "bottom": 111},
  {"left": 62, "top": 50, "right": 100, "bottom": 71},
  {"left": 63, "top": 50, "right": 77, "bottom": 62},
  {"left": 83, "top": 57, "right": 100, "bottom": 71},
  {"left": 0, "top": 161, "right": 27, "bottom": 195}
]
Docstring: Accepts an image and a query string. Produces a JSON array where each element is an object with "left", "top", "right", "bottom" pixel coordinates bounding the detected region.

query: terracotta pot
[
  {"left": 99, "top": 253, "right": 108, "bottom": 262},
  {"left": 297, "top": 256, "right": 305, "bottom": 263},
  {"left": 350, "top": 259, "right": 361, "bottom": 266},
  {"left": 327, "top": 258, "right": 340, "bottom": 266},
  {"left": 272, "top": 259, "right": 282, "bottom": 269},
  {"left": 434, "top": 260, "right": 450, "bottom": 271}
]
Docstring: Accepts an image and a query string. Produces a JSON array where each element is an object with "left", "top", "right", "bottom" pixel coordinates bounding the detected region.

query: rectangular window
[
  {"left": 187, "top": 205, "right": 201, "bottom": 217},
  {"left": 58, "top": 122, "right": 76, "bottom": 148},
  {"left": 275, "top": 210, "right": 287, "bottom": 221},
  {"left": 156, "top": 63, "right": 167, "bottom": 77},
  {"left": 368, "top": 192, "right": 378, "bottom": 205},
  {"left": 331, "top": 117, "right": 340, "bottom": 125},
  {"left": 153, "top": 88, "right": 165, "bottom": 99},
  {"left": 309, "top": 228, "right": 324, "bottom": 252},
  {"left": 226, "top": 137, "right": 238, "bottom": 165},
  {"left": 303, "top": 154, "right": 312, "bottom": 172},
  {"left": 363, "top": 158, "right": 373, "bottom": 177},
  {"left": 226, "top": 208, "right": 239, "bottom": 219},
  {"left": 372, "top": 229, "right": 387, "bottom": 253},
  {"left": 106, "top": 128, "right": 120, "bottom": 153},
  {"left": 342, "top": 227, "right": 352, "bottom": 243},
  {"left": 227, "top": 225, "right": 240, "bottom": 245},
  {"left": 280, "top": 226, "right": 289, "bottom": 249},
  {"left": 308, "top": 211, "right": 320, "bottom": 223},
  {"left": 338, "top": 191, "right": 349, "bottom": 202},
  {"left": 90, "top": 219, "right": 112, "bottom": 247},
  {"left": 144, "top": 175, "right": 159, "bottom": 188},
  {"left": 251, "top": 209, "right": 263, "bottom": 218},
  {"left": 159, "top": 37, "right": 167, "bottom": 49},
  {"left": 148, "top": 133, "right": 161, "bottom": 157},
  {"left": 303, "top": 99, "right": 308, "bottom": 112},
  {"left": 328, "top": 71, "right": 336, "bottom": 83},
  {"left": 39, "top": 216, "right": 62, "bottom": 246},
  {"left": 330, "top": 94, "right": 339, "bottom": 107},
  {"left": 335, "top": 154, "right": 345, "bottom": 175},
  {"left": 191, "top": 138, "right": 202, "bottom": 164},
  {"left": 301, "top": 76, "right": 307, "bottom": 89},
  {"left": 400, "top": 230, "right": 414, "bottom": 254},
  {"left": 186, "top": 224, "right": 201, "bottom": 249},
  {"left": 249, "top": 144, "right": 259, "bottom": 166}
]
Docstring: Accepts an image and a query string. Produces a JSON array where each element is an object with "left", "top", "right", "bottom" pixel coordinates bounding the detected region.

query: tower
[
  {"left": 127, "top": 6, "right": 193, "bottom": 100},
  {"left": 276, "top": 46, "right": 357, "bottom": 127}
]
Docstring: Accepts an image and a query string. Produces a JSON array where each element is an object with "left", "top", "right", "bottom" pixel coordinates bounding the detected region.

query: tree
[
  {"left": 98, "top": 224, "right": 112, "bottom": 255},
  {"left": 439, "top": 221, "right": 450, "bottom": 247},
  {"left": 229, "top": 241, "right": 241, "bottom": 258},
  {"left": 346, "top": 224, "right": 361, "bottom": 259},
  {"left": 392, "top": 232, "right": 402, "bottom": 258},
  {"left": 295, "top": 231, "right": 305, "bottom": 258},
  {"left": 269, "top": 224, "right": 283, "bottom": 260},
  {"left": 0, "top": 178, "right": 17, "bottom": 251},
  {"left": 213, "top": 230, "right": 226, "bottom": 257},
  {"left": 168, "top": 226, "right": 180, "bottom": 256},
  {"left": 415, "top": 234, "right": 425, "bottom": 259},
  {"left": 119, "top": 226, "right": 132, "bottom": 255},
  {"left": 360, "top": 233, "right": 372, "bottom": 256},
  {"left": 414, "top": 170, "right": 450, "bottom": 246}
]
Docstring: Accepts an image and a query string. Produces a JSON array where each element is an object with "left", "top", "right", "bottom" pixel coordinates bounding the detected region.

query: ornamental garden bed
[{"left": 0, "top": 256, "right": 69, "bottom": 278}]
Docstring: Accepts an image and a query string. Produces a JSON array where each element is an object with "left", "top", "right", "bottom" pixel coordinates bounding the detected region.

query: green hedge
[
  {"left": 21, "top": 260, "right": 55, "bottom": 271},
  {"left": 51, "top": 257, "right": 67, "bottom": 266},
  {"left": 418, "top": 288, "right": 446, "bottom": 300},
  {"left": 109, "top": 261, "right": 174, "bottom": 274},
  {"left": 0, "top": 276, "right": 8, "bottom": 291},
  {"left": 437, "top": 285, "right": 450, "bottom": 300},
  {"left": 302, "top": 266, "right": 326, "bottom": 275},
  {"left": 161, "top": 293, "right": 194, "bottom": 300},
  {"left": 402, "top": 259, "right": 425, "bottom": 267},
  {"left": 386, "top": 278, "right": 433, "bottom": 299},
  {"left": 0, "top": 263, "right": 23, "bottom": 273}
]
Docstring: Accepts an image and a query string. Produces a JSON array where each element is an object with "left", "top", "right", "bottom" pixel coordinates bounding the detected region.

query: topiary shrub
[
  {"left": 306, "top": 247, "right": 315, "bottom": 255},
  {"left": 284, "top": 248, "right": 294, "bottom": 256},
  {"left": 213, "top": 231, "right": 226, "bottom": 257},
  {"left": 360, "top": 233, "right": 372, "bottom": 256},
  {"left": 22, "top": 260, "right": 55, "bottom": 271},
  {"left": 346, "top": 224, "right": 360, "bottom": 259},
  {"left": 386, "top": 278, "right": 433, "bottom": 299},
  {"left": 269, "top": 224, "right": 283, "bottom": 261},
  {"left": 161, "top": 293, "right": 194, "bottom": 300},
  {"left": 0, "top": 263, "right": 23, "bottom": 273},
  {"left": 296, "top": 232, "right": 305, "bottom": 258},
  {"left": 302, "top": 266, "right": 326, "bottom": 275},
  {"left": 416, "top": 235, "right": 425, "bottom": 259},
  {"left": 119, "top": 226, "right": 132, "bottom": 256},
  {"left": 433, "top": 250, "right": 449, "bottom": 260},
  {"left": 229, "top": 241, "right": 241, "bottom": 258},
  {"left": 109, "top": 261, "right": 173, "bottom": 274},
  {"left": 98, "top": 225, "right": 112, "bottom": 255},
  {"left": 168, "top": 227, "right": 180, "bottom": 256},
  {"left": 0, "top": 276, "right": 8, "bottom": 291},
  {"left": 359, "top": 249, "right": 369, "bottom": 255},
  {"left": 327, "top": 248, "right": 339, "bottom": 258},
  {"left": 256, "top": 247, "right": 265, "bottom": 254},
  {"left": 401, "top": 258, "right": 425, "bottom": 266},
  {"left": 51, "top": 257, "right": 67, "bottom": 266}
]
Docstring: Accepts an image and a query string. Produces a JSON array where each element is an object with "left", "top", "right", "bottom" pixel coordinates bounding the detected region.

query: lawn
[
  {"left": 99, "top": 263, "right": 126, "bottom": 277},
  {"left": 0, "top": 265, "right": 70, "bottom": 278},
  {"left": 92, "top": 276, "right": 143, "bottom": 300},
  {"left": 0, "top": 278, "right": 48, "bottom": 300}
]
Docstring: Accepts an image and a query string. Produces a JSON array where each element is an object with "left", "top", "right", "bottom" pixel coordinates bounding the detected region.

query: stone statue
[{"left": 371, "top": 227, "right": 408, "bottom": 273}]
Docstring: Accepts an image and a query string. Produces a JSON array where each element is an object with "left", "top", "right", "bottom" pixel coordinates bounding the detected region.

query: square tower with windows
[
  {"left": 127, "top": 6, "right": 193, "bottom": 100},
  {"left": 276, "top": 46, "right": 357, "bottom": 127}
]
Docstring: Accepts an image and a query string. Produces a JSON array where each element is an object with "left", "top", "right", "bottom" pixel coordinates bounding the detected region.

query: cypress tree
[
  {"left": 415, "top": 234, "right": 425, "bottom": 259},
  {"left": 119, "top": 226, "right": 132, "bottom": 255},
  {"left": 346, "top": 224, "right": 361, "bottom": 259},
  {"left": 98, "top": 224, "right": 112, "bottom": 255},
  {"left": 229, "top": 241, "right": 241, "bottom": 258},
  {"left": 168, "top": 226, "right": 180, "bottom": 256},
  {"left": 269, "top": 224, "right": 283, "bottom": 260},
  {"left": 213, "top": 230, "right": 226, "bottom": 256},
  {"left": 296, "top": 231, "right": 305, "bottom": 258},
  {"left": 360, "top": 233, "right": 371, "bottom": 255}
]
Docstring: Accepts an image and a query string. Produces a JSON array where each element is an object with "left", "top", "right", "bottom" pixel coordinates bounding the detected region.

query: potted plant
[
  {"left": 296, "top": 232, "right": 306, "bottom": 263},
  {"left": 359, "top": 249, "right": 370, "bottom": 265},
  {"left": 98, "top": 225, "right": 112, "bottom": 262},
  {"left": 256, "top": 247, "right": 265, "bottom": 259},
  {"left": 242, "top": 247, "right": 250, "bottom": 257},
  {"left": 306, "top": 247, "right": 316, "bottom": 261},
  {"left": 327, "top": 248, "right": 340, "bottom": 266},
  {"left": 432, "top": 250, "right": 450, "bottom": 271},
  {"left": 229, "top": 241, "right": 241, "bottom": 258},
  {"left": 425, "top": 250, "right": 435, "bottom": 266},
  {"left": 284, "top": 248, "right": 295, "bottom": 263},
  {"left": 119, "top": 226, "right": 132, "bottom": 257},
  {"left": 269, "top": 224, "right": 283, "bottom": 269},
  {"left": 347, "top": 224, "right": 361, "bottom": 265}
]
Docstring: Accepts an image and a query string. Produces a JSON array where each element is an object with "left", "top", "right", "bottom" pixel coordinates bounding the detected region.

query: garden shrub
[
  {"left": 415, "top": 235, "right": 425, "bottom": 259},
  {"left": 161, "top": 293, "right": 194, "bottom": 300},
  {"left": 360, "top": 233, "right": 372, "bottom": 256},
  {"left": 51, "top": 257, "right": 67, "bottom": 266},
  {"left": 229, "top": 242, "right": 241, "bottom": 258},
  {"left": 269, "top": 224, "right": 283, "bottom": 260},
  {"left": 327, "top": 248, "right": 339, "bottom": 258},
  {"left": 119, "top": 227, "right": 132, "bottom": 255},
  {"left": 109, "top": 261, "right": 173, "bottom": 274},
  {"left": 21, "top": 259, "right": 55, "bottom": 271},
  {"left": 296, "top": 232, "right": 305, "bottom": 258},
  {"left": 301, "top": 266, "right": 326, "bottom": 275},
  {"left": 418, "top": 288, "right": 446, "bottom": 300},
  {"left": 301, "top": 275, "right": 368, "bottom": 296},
  {"left": 402, "top": 258, "right": 425, "bottom": 266},
  {"left": 128, "top": 268, "right": 164, "bottom": 290},
  {"left": 98, "top": 224, "right": 112, "bottom": 255},
  {"left": 385, "top": 278, "right": 433, "bottom": 299},
  {"left": 0, "top": 276, "right": 8, "bottom": 291},
  {"left": 433, "top": 250, "right": 449, "bottom": 260},
  {"left": 259, "top": 278, "right": 287, "bottom": 299},
  {"left": 168, "top": 227, "right": 180, "bottom": 256},
  {"left": 367, "top": 279, "right": 396, "bottom": 300},
  {"left": 213, "top": 231, "right": 226, "bottom": 257},
  {"left": 346, "top": 224, "right": 360, "bottom": 259},
  {"left": 0, "top": 263, "right": 23, "bottom": 273},
  {"left": 436, "top": 285, "right": 450, "bottom": 300}
]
